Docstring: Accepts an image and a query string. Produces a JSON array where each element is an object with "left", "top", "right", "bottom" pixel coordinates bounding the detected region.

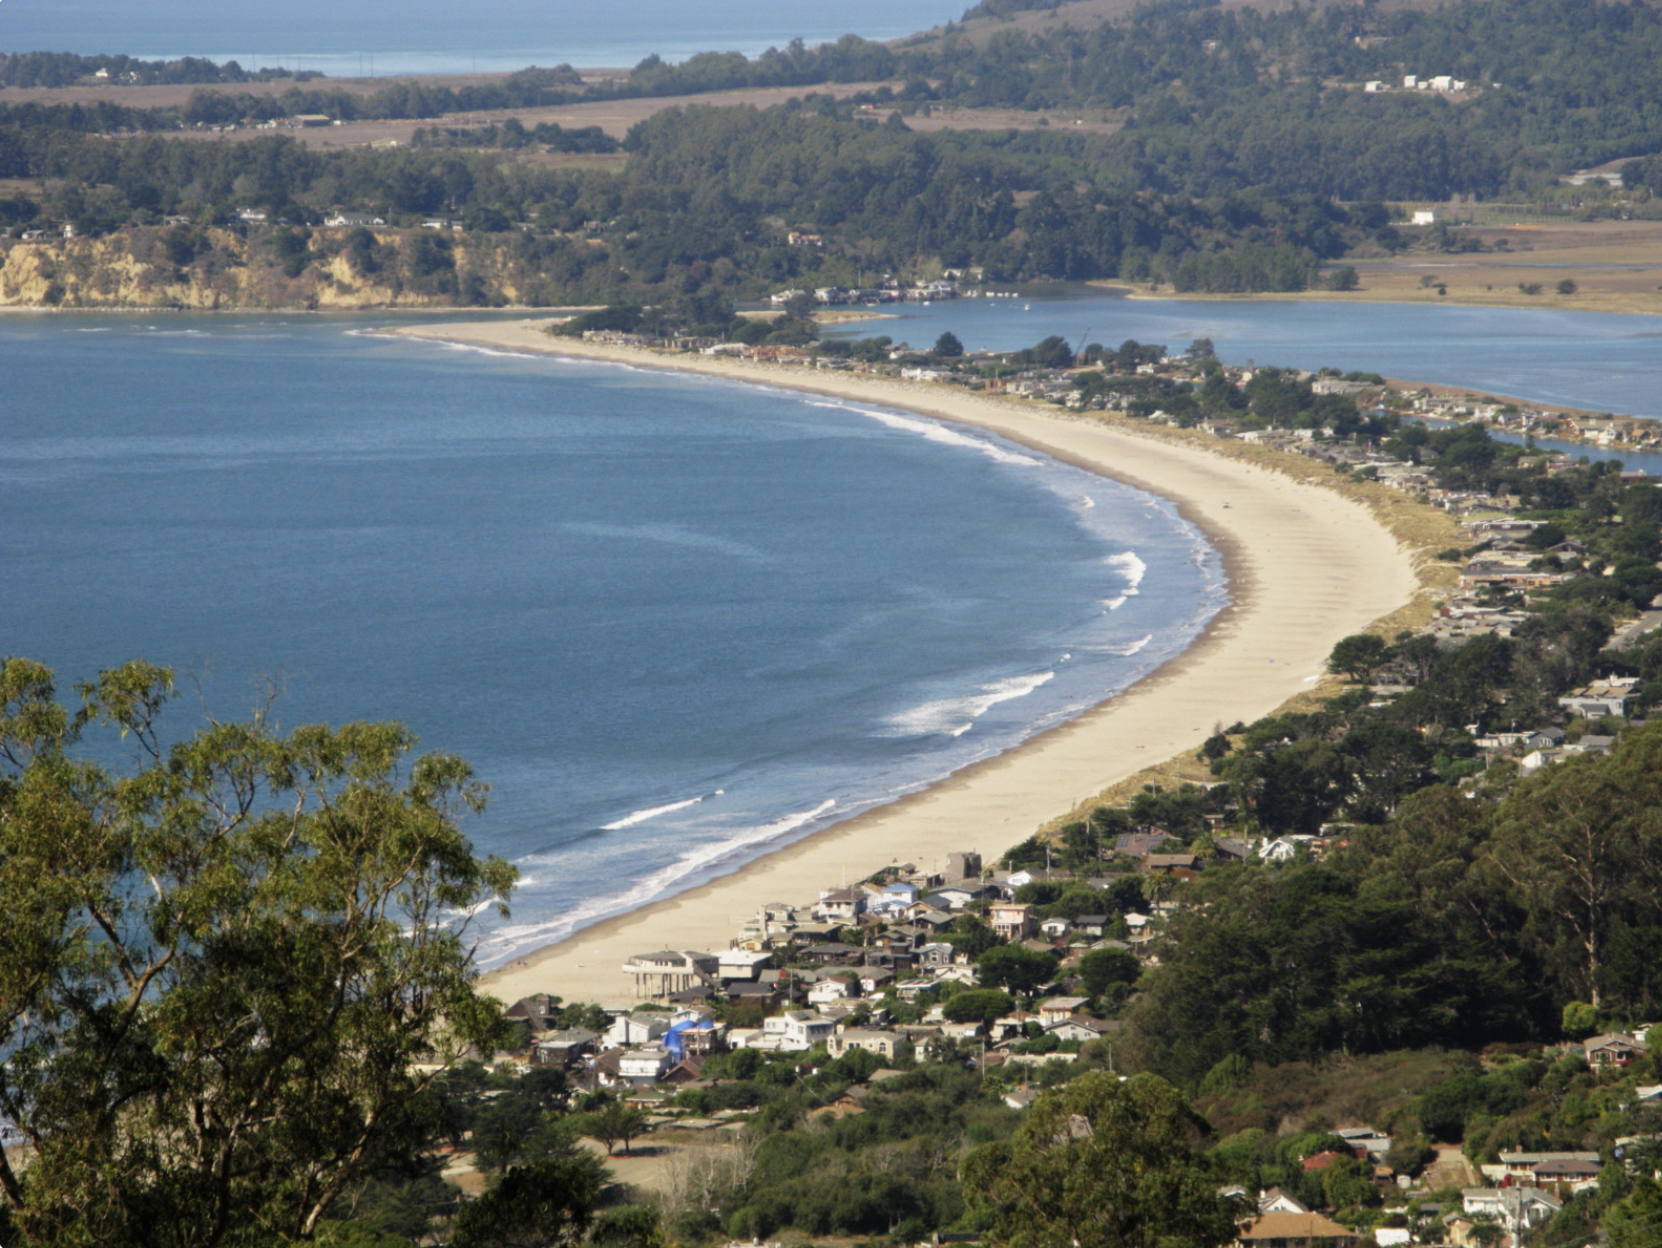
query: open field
[
  {"left": 1134, "top": 218, "right": 1662, "bottom": 316},
  {"left": 1343, "top": 220, "right": 1662, "bottom": 315}
]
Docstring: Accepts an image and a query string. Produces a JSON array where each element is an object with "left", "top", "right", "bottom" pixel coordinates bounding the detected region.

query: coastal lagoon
[
  {"left": 844, "top": 291, "right": 1662, "bottom": 422},
  {"left": 0, "top": 316, "right": 1223, "bottom": 964}
]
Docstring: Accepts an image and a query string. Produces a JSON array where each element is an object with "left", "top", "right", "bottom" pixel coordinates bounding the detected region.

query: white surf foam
[
  {"left": 478, "top": 799, "right": 838, "bottom": 959},
  {"left": 806, "top": 399, "right": 1043, "bottom": 468},
  {"left": 883, "top": 670, "right": 1055, "bottom": 738},
  {"left": 1107, "top": 550, "right": 1147, "bottom": 590},
  {"left": 601, "top": 794, "right": 708, "bottom": 830},
  {"left": 1109, "top": 634, "right": 1155, "bottom": 656},
  {"left": 1103, "top": 551, "right": 1147, "bottom": 609}
]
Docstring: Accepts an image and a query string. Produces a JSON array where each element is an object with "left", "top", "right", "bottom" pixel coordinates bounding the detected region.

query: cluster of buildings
[
  {"left": 1363, "top": 74, "right": 1472, "bottom": 93},
  {"left": 769, "top": 280, "right": 960, "bottom": 306}
]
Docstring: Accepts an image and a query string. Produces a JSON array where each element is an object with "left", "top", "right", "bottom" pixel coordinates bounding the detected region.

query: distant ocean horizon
[{"left": 0, "top": 0, "right": 966, "bottom": 75}]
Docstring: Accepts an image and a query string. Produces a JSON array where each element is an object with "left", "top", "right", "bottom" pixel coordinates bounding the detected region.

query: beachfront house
[
  {"left": 814, "top": 888, "right": 867, "bottom": 922},
  {"left": 717, "top": 949, "right": 774, "bottom": 982},
  {"left": 622, "top": 950, "right": 718, "bottom": 999}
]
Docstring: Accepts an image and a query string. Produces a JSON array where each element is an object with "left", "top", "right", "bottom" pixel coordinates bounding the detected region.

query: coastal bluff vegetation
[{"left": 12, "top": 0, "right": 1662, "bottom": 309}]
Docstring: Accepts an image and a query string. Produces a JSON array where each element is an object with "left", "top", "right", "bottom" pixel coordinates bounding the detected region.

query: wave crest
[{"left": 883, "top": 670, "right": 1055, "bottom": 738}]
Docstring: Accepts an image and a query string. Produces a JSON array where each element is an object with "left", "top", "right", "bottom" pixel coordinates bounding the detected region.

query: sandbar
[{"left": 393, "top": 320, "right": 1425, "bottom": 1008}]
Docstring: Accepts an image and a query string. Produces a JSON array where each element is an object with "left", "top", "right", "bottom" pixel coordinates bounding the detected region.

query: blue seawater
[
  {"left": 0, "top": 0, "right": 966, "bottom": 75},
  {"left": 0, "top": 317, "right": 1224, "bottom": 962}
]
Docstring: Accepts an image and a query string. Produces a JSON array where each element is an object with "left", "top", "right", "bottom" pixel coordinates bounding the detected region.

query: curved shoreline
[{"left": 393, "top": 320, "right": 1427, "bottom": 1007}]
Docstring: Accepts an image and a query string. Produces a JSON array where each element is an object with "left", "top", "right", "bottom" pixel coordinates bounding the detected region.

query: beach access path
[{"left": 394, "top": 320, "right": 1424, "bottom": 1008}]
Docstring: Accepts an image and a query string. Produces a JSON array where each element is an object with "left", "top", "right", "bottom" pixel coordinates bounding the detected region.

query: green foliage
[
  {"left": 1329, "top": 634, "right": 1390, "bottom": 683},
  {"left": 975, "top": 944, "right": 1059, "bottom": 996},
  {"left": 579, "top": 1100, "right": 650, "bottom": 1155},
  {"left": 0, "top": 657, "right": 516, "bottom": 1248},
  {"left": 1079, "top": 948, "right": 1142, "bottom": 999},
  {"left": 942, "top": 989, "right": 1016, "bottom": 1024},
  {"left": 449, "top": 1154, "right": 603, "bottom": 1248},
  {"left": 1563, "top": 1002, "right": 1600, "bottom": 1039},
  {"left": 963, "top": 1073, "right": 1238, "bottom": 1248}
]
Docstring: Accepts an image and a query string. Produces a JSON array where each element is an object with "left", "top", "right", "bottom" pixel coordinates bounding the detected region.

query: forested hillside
[{"left": 7, "top": 0, "right": 1662, "bottom": 303}]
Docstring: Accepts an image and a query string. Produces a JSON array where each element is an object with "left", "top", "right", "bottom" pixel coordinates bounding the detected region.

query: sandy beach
[{"left": 394, "top": 320, "right": 1425, "bottom": 1008}]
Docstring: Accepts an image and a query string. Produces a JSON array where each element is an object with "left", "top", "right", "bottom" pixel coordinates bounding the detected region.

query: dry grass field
[{"left": 0, "top": 72, "right": 1127, "bottom": 146}]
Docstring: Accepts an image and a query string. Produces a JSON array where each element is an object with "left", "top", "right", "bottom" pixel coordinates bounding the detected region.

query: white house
[
  {"left": 605, "top": 1014, "right": 669, "bottom": 1048},
  {"left": 1463, "top": 1188, "right": 1561, "bottom": 1232},
  {"left": 324, "top": 212, "right": 386, "bottom": 228},
  {"left": 618, "top": 1044, "right": 675, "bottom": 1083},
  {"left": 814, "top": 888, "right": 867, "bottom": 922},
  {"left": 808, "top": 978, "right": 854, "bottom": 1005},
  {"left": 717, "top": 949, "right": 774, "bottom": 981},
  {"left": 763, "top": 1010, "right": 834, "bottom": 1050}
]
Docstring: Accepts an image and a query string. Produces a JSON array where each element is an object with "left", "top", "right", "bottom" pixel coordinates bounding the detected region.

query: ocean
[
  {"left": 10, "top": 293, "right": 1660, "bottom": 961},
  {"left": 0, "top": 315, "right": 1225, "bottom": 964},
  {"left": 0, "top": 0, "right": 966, "bottom": 75}
]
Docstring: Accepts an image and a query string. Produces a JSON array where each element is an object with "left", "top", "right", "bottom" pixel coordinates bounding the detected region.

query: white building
[
  {"left": 605, "top": 1014, "right": 668, "bottom": 1049},
  {"left": 618, "top": 1044, "right": 675, "bottom": 1082},
  {"left": 763, "top": 1011, "right": 835, "bottom": 1050}
]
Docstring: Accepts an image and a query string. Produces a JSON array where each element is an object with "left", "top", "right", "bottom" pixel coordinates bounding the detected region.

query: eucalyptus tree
[{"left": 0, "top": 657, "right": 517, "bottom": 1248}]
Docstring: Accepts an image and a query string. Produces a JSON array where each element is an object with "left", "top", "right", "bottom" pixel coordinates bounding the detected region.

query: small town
[{"left": 484, "top": 837, "right": 1660, "bottom": 1248}]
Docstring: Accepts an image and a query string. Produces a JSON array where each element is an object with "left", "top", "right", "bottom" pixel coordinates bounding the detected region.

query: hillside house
[
  {"left": 990, "top": 902, "right": 1037, "bottom": 940},
  {"left": 1259, "top": 1189, "right": 1309, "bottom": 1215},
  {"left": 763, "top": 1011, "right": 834, "bottom": 1051},
  {"left": 1236, "top": 1211, "right": 1356, "bottom": 1248},
  {"left": 1559, "top": 677, "right": 1639, "bottom": 719},
  {"left": 826, "top": 1029, "right": 903, "bottom": 1060},
  {"left": 1037, "top": 997, "right": 1089, "bottom": 1024},
  {"left": 1585, "top": 1033, "right": 1645, "bottom": 1067},
  {"left": 533, "top": 1028, "right": 599, "bottom": 1067},
  {"left": 1462, "top": 1188, "right": 1562, "bottom": 1231},
  {"left": 605, "top": 1014, "right": 669, "bottom": 1048}
]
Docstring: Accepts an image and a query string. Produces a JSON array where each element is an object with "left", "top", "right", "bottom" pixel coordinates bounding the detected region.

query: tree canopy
[
  {"left": 0, "top": 657, "right": 516, "bottom": 1248},
  {"left": 963, "top": 1072, "right": 1239, "bottom": 1248}
]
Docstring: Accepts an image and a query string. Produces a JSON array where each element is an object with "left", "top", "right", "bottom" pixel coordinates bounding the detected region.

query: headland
[{"left": 393, "top": 319, "right": 1430, "bottom": 1007}]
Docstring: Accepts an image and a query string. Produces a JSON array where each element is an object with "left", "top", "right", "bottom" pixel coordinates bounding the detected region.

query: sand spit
[{"left": 392, "top": 319, "right": 1424, "bottom": 1007}]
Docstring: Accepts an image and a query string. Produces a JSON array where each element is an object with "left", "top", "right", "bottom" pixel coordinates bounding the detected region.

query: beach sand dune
[{"left": 395, "top": 320, "right": 1422, "bottom": 1008}]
